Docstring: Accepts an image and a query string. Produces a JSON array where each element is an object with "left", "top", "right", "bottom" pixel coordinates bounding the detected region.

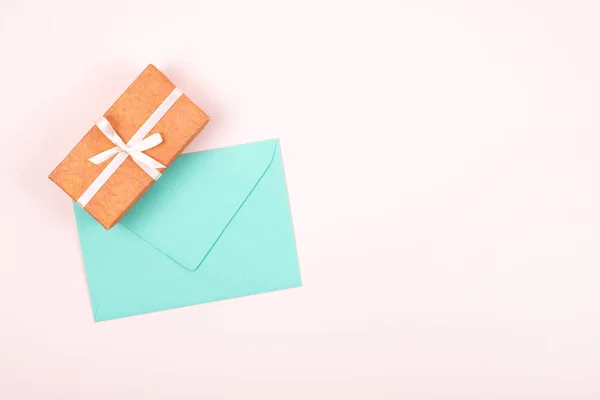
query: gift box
[{"left": 49, "top": 65, "right": 209, "bottom": 229}]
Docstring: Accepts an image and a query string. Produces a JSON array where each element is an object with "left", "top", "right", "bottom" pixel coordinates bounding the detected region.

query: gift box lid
[{"left": 49, "top": 64, "right": 209, "bottom": 229}]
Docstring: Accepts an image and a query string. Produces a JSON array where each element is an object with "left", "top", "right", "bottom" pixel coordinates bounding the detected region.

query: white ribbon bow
[
  {"left": 77, "top": 87, "right": 182, "bottom": 207},
  {"left": 90, "top": 117, "right": 166, "bottom": 180}
]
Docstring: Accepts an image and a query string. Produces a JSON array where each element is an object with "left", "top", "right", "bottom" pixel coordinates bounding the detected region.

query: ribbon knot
[{"left": 117, "top": 142, "right": 131, "bottom": 153}]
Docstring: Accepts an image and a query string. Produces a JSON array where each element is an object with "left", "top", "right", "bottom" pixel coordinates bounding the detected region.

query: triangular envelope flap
[{"left": 120, "top": 139, "right": 279, "bottom": 271}]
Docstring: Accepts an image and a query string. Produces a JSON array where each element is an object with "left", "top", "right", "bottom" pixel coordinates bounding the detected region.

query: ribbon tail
[
  {"left": 131, "top": 157, "right": 162, "bottom": 181},
  {"left": 88, "top": 146, "right": 121, "bottom": 164},
  {"left": 130, "top": 151, "right": 166, "bottom": 170}
]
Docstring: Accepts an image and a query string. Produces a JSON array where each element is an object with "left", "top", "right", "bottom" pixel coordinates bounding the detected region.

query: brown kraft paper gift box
[{"left": 49, "top": 64, "right": 209, "bottom": 229}]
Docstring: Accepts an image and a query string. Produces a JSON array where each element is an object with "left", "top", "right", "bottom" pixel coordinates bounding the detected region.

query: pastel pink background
[{"left": 1, "top": 1, "right": 600, "bottom": 398}]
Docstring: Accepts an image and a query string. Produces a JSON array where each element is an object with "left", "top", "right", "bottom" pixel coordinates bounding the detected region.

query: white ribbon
[{"left": 77, "top": 87, "right": 183, "bottom": 207}]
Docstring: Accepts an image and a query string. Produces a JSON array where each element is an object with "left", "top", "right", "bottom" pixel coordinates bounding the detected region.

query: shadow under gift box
[{"left": 49, "top": 64, "right": 210, "bottom": 229}]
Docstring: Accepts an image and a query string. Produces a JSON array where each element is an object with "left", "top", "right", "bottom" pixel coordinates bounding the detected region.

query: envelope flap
[{"left": 120, "top": 139, "right": 279, "bottom": 271}]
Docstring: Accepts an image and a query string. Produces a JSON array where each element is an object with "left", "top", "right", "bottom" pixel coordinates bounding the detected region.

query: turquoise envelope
[{"left": 74, "top": 139, "right": 301, "bottom": 322}]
